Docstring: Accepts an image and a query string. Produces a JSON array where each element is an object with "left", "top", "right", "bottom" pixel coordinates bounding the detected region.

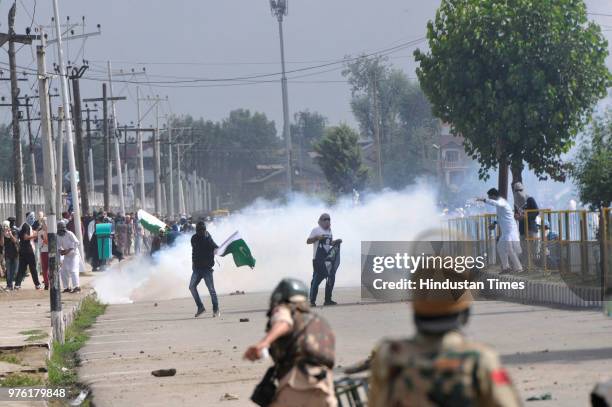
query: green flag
[{"left": 217, "top": 231, "right": 256, "bottom": 268}]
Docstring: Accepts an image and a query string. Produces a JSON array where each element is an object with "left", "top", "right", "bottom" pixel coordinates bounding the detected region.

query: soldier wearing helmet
[
  {"left": 244, "top": 278, "right": 338, "bottom": 407},
  {"left": 368, "top": 267, "right": 522, "bottom": 407}
]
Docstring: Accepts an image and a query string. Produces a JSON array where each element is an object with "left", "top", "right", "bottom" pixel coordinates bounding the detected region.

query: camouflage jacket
[
  {"left": 268, "top": 303, "right": 335, "bottom": 380},
  {"left": 368, "top": 331, "right": 522, "bottom": 407}
]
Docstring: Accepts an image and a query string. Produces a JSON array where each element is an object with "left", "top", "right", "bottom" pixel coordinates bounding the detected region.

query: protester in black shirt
[
  {"left": 15, "top": 212, "right": 42, "bottom": 290},
  {"left": 190, "top": 221, "right": 219, "bottom": 318},
  {"left": 2, "top": 220, "right": 19, "bottom": 290}
]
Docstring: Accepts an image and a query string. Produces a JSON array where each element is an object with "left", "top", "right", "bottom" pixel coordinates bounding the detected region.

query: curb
[
  {"left": 474, "top": 270, "right": 601, "bottom": 309},
  {"left": 48, "top": 289, "right": 96, "bottom": 353}
]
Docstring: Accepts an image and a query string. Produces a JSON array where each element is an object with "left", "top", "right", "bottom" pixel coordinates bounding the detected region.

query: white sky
[{"left": 0, "top": 0, "right": 610, "bottom": 132}]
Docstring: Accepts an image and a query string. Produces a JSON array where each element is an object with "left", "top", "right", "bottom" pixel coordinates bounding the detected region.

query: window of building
[{"left": 445, "top": 150, "right": 459, "bottom": 162}]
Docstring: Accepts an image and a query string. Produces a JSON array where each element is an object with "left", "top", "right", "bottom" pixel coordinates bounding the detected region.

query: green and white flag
[
  {"left": 137, "top": 209, "right": 166, "bottom": 234},
  {"left": 217, "top": 231, "right": 256, "bottom": 269}
]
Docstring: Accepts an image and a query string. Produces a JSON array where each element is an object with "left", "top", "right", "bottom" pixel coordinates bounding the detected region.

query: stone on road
[{"left": 78, "top": 288, "right": 612, "bottom": 407}]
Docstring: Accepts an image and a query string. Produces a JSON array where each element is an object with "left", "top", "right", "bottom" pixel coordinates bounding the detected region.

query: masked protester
[
  {"left": 190, "top": 221, "right": 219, "bottom": 317},
  {"left": 15, "top": 212, "right": 42, "bottom": 290},
  {"left": 2, "top": 220, "right": 19, "bottom": 290},
  {"left": 244, "top": 278, "right": 337, "bottom": 407},
  {"left": 57, "top": 221, "right": 81, "bottom": 293},
  {"left": 368, "top": 267, "right": 521, "bottom": 407}
]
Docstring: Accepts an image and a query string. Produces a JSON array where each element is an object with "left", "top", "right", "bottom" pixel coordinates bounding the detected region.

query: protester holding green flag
[{"left": 190, "top": 221, "right": 220, "bottom": 318}]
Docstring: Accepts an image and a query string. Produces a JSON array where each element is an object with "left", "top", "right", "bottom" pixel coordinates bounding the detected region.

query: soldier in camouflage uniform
[
  {"left": 244, "top": 278, "right": 337, "bottom": 407},
  {"left": 368, "top": 267, "right": 522, "bottom": 407}
]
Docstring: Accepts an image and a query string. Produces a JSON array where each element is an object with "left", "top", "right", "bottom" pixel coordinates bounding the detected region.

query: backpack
[
  {"left": 293, "top": 309, "right": 335, "bottom": 369},
  {"left": 270, "top": 305, "right": 336, "bottom": 379}
]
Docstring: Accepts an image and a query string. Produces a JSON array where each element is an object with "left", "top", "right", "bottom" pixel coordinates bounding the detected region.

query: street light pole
[{"left": 270, "top": 0, "right": 292, "bottom": 193}]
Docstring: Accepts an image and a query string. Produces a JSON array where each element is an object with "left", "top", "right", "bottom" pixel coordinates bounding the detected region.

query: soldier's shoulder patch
[{"left": 491, "top": 368, "right": 512, "bottom": 385}]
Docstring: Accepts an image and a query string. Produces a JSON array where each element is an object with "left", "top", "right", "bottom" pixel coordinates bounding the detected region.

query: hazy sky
[{"left": 0, "top": 0, "right": 610, "bottom": 132}]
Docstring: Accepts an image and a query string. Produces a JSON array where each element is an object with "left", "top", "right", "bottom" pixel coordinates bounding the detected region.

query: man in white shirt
[
  {"left": 306, "top": 213, "right": 342, "bottom": 306},
  {"left": 57, "top": 221, "right": 81, "bottom": 293},
  {"left": 478, "top": 188, "right": 523, "bottom": 273}
]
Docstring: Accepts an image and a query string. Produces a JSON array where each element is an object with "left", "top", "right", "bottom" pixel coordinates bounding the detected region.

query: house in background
[{"left": 435, "top": 123, "right": 471, "bottom": 191}]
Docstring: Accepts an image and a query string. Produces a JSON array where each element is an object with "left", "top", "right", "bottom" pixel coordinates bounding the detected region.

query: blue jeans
[
  {"left": 310, "top": 259, "right": 336, "bottom": 304},
  {"left": 5, "top": 257, "right": 18, "bottom": 289},
  {"left": 189, "top": 267, "right": 218, "bottom": 311}
]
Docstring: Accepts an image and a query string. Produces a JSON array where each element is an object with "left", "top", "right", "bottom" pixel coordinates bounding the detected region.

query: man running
[{"left": 190, "top": 221, "right": 220, "bottom": 318}]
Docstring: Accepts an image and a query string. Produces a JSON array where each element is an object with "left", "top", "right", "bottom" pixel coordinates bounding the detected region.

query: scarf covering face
[
  {"left": 512, "top": 182, "right": 528, "bottom": 209},
  {"left": 26, "top": 212, "right": 36, "bottom": 226}
]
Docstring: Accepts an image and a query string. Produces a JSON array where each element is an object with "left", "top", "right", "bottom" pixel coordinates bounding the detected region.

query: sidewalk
[{"left": 0, "top": 271, "right": 96, "bottom": 383}]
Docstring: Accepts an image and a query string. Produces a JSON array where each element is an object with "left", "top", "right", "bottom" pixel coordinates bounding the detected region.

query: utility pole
[
  {"left": 136, "top": 87, "right": 145, "bottom": 211},
  {"left": 270, "top": 0, "right": 293, "bottom": 193},
  {"left": 83, "top": 91, "right": 126, "bottom": 212},
  {"left": 70, "top": 65, "right": 89, "bottom": 215},
  {"left": 370, "top": 69, "right": 383, "bottom": 189},
  {"left": 24, "top": 96, "right": 36, "bottom": 184},
  {"left": 0, "top": 4, "right": 41, "bottom": 223},
  {"left": 154, "top": 101, "right": 161, "bottom": 214},
  {"left": 107, "top": 61, "right": 125, "bottom": 216},
  {"left": 52, "top": 0, "right": 84, "bottom": 259},
  {"left": 84, "top": 105, "right": 97, "bottom": 196},
  {"left": 56, "top": 107, "right": 64, "bottom": 215},
  {"left": 167, "top": 117, "right": 174, "bottom": 219},
  {"left": 102, "top": 85, "right": 109, "bottom": 211},
  {"left": 37, "top": 37, "right": 63, "bottom": 344}
]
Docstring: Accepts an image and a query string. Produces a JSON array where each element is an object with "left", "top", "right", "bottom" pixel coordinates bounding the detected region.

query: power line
[{"left": 78, "top": 37, "right": 426, "bottom": 85}]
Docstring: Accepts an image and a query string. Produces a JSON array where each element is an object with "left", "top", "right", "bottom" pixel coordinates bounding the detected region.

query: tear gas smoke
[{"left": 94, "top": 185, "right": 441, "bottom": 304}]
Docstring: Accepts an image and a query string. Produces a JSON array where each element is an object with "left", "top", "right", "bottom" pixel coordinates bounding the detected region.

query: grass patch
[
  {"left": 47, "top": 296, "right": 106, "bottom": 393},
  {"left": 0, "top": 373, "right": 43, "bottom": 387},
  {"left": 19, "top": 329, "right": 49, "bottom": 343},
  {"left": 19, "top": 329, "right": 45, "bottom": 336},
  {"left": 0, "top": 354, "right": 21, "bottom": 365}
]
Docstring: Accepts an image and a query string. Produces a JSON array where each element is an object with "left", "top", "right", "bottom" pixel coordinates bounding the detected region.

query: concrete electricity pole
[
  {"left": 107, "top": 61, "right": 126, "bottom": 216},
  {"left": 83, "top": 91, "right": 126, "bottom": 212},
  {"left": 270, "top": 0, "right": 293, "bottom": 193},
  {"left": 24, "top": 97, "right": 36, "bottom": 184},
  {"left": 84, "top": 105, "right": 97, "bottom": 196},
  {"left": 370, "top": 70, "right": 383, "bottom": 189},
  {"left": 167, "top": 118, "right": 175, "bottom": 219},
  {"left": 0, "top": 4, "right": 41, "bottom": 223},
  {"left": 37, "top": 36, "right": 63, "bottom": 344},
  {"left": 136, "top": 87, "right": 145, "bottom": 211},
  {"left": 56, "top": 107, "right": 64, "bottom": 214},
  {"left": 52, "top": 0, "right": 85, "bottom": 259},
  {"left": 70, "top": 66, "right": 90, "bottom": 215}
]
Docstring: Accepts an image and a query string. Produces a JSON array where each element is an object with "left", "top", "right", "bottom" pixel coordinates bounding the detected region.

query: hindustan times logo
[{"left": 371, "top": 253, "right": 487, "bottom": 274}]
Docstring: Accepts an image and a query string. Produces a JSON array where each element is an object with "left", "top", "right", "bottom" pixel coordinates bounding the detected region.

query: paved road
[{"left": 78, "top": 288, "right": 612, "bottom": 407}]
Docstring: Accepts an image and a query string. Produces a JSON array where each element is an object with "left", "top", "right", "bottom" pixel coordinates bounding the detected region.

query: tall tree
[
  {"left": 571, "top": 109, "right": 612, "bottom": 209},
  {"left": 313, "top": 124, "right": 369, "bottom": 194},
  {"left": 291, "top": 110, "right": 327, "bottom": 149},
  {"left": 414, "top": 0, "right": 610, "bottom": 198}
]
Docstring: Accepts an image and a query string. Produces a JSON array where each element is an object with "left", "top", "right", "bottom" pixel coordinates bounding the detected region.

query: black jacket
[{"left": 191, "top": 232, "right": 218, "bottom": 269}]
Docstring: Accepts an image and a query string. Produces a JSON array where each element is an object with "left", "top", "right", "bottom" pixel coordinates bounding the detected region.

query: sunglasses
[{"left": 321, "top": 218, "right": 330, "bottom": 221}]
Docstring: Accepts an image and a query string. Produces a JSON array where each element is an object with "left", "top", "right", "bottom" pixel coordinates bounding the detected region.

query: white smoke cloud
[{"left": 94, "top": 184, "right": 441, "bottom": 304}]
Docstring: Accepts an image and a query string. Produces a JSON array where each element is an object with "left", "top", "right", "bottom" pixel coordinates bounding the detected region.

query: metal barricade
[{"left": 334, "top": 375, "right": 369, "bottom": 407}]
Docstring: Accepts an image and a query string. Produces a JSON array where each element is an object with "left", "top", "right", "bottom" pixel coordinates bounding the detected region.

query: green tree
[
  {"left": 171, "top": 110, "right": 280, "bottom": 206},
  {"left": 342, "top": 56, "right": 438, "bottom": 189},
  {"left": 313, "top": 124, "right": 369, "bottom": 194},
  {"left": 291, "top": 110, "right": 327, "bottom": 149},
  {"left": 571, "top": 110, "right": 612, "bottom": 209},
  {"left": 414, "top": 0, "right": 610, "bottom": 198}
]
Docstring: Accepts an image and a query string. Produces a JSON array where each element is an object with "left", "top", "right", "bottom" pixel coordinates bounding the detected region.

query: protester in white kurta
[
  {"left": 479, "top": 188, "right": 523, "bottom": 273},
  {"left": 57, "top": 222, "right": 81, "bottom": 292}
]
